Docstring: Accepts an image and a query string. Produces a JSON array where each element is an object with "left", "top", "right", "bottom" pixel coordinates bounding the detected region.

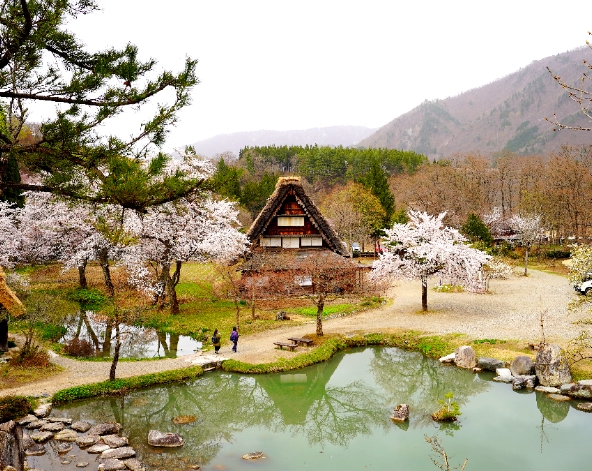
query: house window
[
  {"left": 277, "top": 216, "right": 304, "bottom": 227},
  {"left": 261, "top": 237, "right": 281, "bottom": 247},
  {"left": 301, "top": 237, "right": 323, "bottom": 247},
  {"left": 295, "top": 275, "right": 312, "bottom": 286},
  {"left": 282, "top": 237, "right": 300, "bottom": 249}
]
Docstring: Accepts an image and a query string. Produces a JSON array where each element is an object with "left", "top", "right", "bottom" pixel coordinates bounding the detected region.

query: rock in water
[
  {"left": 102, "top": 435, "right": 128, "bottom": 448},
  {"left": 576, "top": 402, "right": 592, "bottom": 412},
  {"left": 33, "top": 403, "right": 52, "bottom": 418},
  {"left": 535, "top": 344, "right": 572, "bottom": 387},
  {"left": 390, "top": 404, "right": 409, "bottom": 422},
  {"left": 123, "top": 458, "right": 146, "bottom": 471},
  {"left": 100, "top": 447, "right": 136, "bottom": 460},
  {"left": 54, "top": 429, "right": 79, "bottom": 441},
  {"left": 76, "top": 435, "right": 99, "bottom": 447},
  {"left": 87, "top": 423, "right": 122, "bottom": 436},
  {"left": 242, "top": 452, "right": 265, "bottom": 460},
  {"left": 57, "top": 443, "right": 73, "bottom": 454},
  {"left": 454, "top": 346, "right": 477, "bottom": 369},
  {"left": 24, "top": 444, "right": 46, "bottom": 456},
  {"left": 510, "top": 356, "right": 535, "bottom": 376},
  {"left": 147, "top": 430, "right": 184, "bottom": 447},
  {"left": 98, "top": 458, "right": 126, "bottom": 471},
  {"left": 477, "top": 357, "right": 505, "bottom": 371},
  {"left": 71, "top": 421, "right": 92, "bottom": 433}
]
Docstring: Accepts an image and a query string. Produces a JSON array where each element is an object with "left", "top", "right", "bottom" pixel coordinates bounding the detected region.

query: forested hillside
[
  {"left": 360, "top": 48, "right": 592, "bottom": 159},
  {"left": 212, "top": 145, "right": 425, "bottom": 223}
]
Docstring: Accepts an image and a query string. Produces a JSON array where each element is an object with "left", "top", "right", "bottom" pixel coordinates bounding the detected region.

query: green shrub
[
  {"left": 0, "top": 395, "right": 32, "bottom": 422},
  {"left": 545, "top": 249, "right": 571, "bottom": 259},
  {"left": 52, "top": 366, "right": 204, "bottom": 404},
  {"left": 7, "top": 340, "right": 16, "bottom": 348},
  {"left": 431, "top": 392, "right": 462, "bottom": 422}
]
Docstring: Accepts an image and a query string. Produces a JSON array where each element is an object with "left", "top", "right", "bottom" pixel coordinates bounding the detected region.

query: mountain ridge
[
  {"left": 188, "top": 125, "right": 377, "bottom": 157},
  {"left": 360, "top": 47, "right": 592, "bottom": 158}
]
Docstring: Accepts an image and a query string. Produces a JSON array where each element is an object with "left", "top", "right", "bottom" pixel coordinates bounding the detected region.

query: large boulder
[
  {"left": 54, "top": 429, "right": 79, "bottom": 441},
  {"left": 535, "top": 344, "right": 572, "bottom": 387},
  {"left": 147, "top": 430, "right": 184, "bottom": 448},
  {"left": 71, "top": 421, "right": 92, "bottom": 433},
  {"left": 0, "top": 421, "right": 24, "bottom": 471},
  {"left": 98, "top": 458, "right": 126, "bottom": 471},
  {"left": 478, "top": 357, "right": 505, "bottom": 371},
  {"left": 510, "top": 356, "right": 535, "bottom": 376},
  {"left": 102, "top": 435, "right": 128, "bottom": 448},
  {"left": 454, "top": 346, "right": 477, "bottom": 369}
]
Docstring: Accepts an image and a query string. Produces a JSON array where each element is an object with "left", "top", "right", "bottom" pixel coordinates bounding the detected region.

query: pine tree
[
  {"left": 0, "top": 153, "right": 24, "bottom": 207},
  {"left": 462, "top": 213, "right": 493, "bottom": 246},
  {"left": 0, "top": 0, "right": 201, "bottom": 211},
  {"left": 361, "top": 159, "right": 395, "bottom": 225}
]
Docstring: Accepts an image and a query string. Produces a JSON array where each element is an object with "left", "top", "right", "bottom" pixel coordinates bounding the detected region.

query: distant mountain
[
  {"left": 360, "top": 48, "right": 592, "bottom": 159},
  {"left": 188, "top": 126, "right": 376, "bottom": 157}
]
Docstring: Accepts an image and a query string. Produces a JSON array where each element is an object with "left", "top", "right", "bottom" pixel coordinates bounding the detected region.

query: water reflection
[
  {"left": 60, "top": 310, "right": 201, "bottom": 358},
  {"left": 30, "top": 347, "right": 592, "bottom": 471},
  {"left": 369, "top": 348, "right": 490, "bottom": 429}
]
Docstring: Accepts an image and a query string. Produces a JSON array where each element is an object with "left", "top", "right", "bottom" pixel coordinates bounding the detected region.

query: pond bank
[{"left": 3, "top": 269, "right": 585, "bottom": 398}]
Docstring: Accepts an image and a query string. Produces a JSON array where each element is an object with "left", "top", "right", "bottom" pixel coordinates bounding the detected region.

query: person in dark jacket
[{"left": 230, "top": 326, "right": 239, "bottom": 353}]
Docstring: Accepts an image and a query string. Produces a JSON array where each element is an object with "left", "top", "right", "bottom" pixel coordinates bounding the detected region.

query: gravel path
[{"left": 2, "top": 268, "right": 584, "bottom": 398}]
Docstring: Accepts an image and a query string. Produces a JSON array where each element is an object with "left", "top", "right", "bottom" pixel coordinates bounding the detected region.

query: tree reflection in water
[
  {"left": 256, "top": 354, "right": 389, "bottom": 447},
  {"left": 59, "top": 310, "right": 198, "bottom": 358},
  {"left": 369, "top": 347, "right": 490, "bottom": 430}
]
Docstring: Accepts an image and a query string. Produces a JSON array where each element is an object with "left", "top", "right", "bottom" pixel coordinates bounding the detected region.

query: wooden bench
[
  {"left": 288, "top": 337, "right": 313, "bottom": 347},
  {"left": 274, "top": 342, "right": 297, "bottom": 351}
]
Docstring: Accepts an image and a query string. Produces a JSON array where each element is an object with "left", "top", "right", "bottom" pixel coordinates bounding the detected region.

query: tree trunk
[
  {"left": 78, "top": 260, "right": 88, "bottom": 289},
  {"left": 109, "top": 314, "right": 121, "bottom": 381},
  {"left": 251, "top": 287, "right": 256, "bottom": 320},
  {"left": 98, "top": 250, "right": 114, "bottom": 297},
  {"left": 102, "top": 320, "right": 113, "bottom": 357},
  {"left": 0, "top": 318, "right": 8, "bottom": 352},
  {"left": 421, "top": 275, "right": 428, "bottom": 312},
  {"left": 524, "top": 246, "right": 529, "bottom": 276},
  {"left": 164, "top": 263, "right": 180, "bottom": 315},
  {"left": 234, "top": 300, "right": 240, "bottom": 332},
  {"left": 316, "top": 294, "right": 325, "bottom": 337}
]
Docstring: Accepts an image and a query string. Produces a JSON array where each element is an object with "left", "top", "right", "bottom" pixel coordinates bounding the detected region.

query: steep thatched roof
[
  {"left": 247, "top": 176, "right": 347, "bottom": 256},
  {"left": 0, "top": 268, "right": 25, "bottom": 316}
]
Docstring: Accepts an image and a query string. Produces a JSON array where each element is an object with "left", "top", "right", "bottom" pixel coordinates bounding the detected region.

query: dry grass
[{"left": 0, "top": 362, "right": 63, "bottom": 390}]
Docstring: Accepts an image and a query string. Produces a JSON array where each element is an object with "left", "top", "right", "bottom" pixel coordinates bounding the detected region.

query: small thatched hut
[{"left": 246, "top": 176, "right": 347, "bottom": 255}]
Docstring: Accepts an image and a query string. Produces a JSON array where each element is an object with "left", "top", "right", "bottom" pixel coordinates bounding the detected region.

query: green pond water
[{"left": 31, "top": 347, "right": 592, "bottom": 471}]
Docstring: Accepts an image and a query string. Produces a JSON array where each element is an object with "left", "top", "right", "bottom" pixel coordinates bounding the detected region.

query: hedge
[{"left": 52, "top": 365, "right": 204, "bottom": 404}]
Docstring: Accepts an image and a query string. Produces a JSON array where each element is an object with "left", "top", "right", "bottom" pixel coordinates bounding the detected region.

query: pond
[
  {"left": 60, "top": 311, "right": 202, "bottom": 359},
  {"left": 30, "top": 347, "right": 592, "bottom": 471}
]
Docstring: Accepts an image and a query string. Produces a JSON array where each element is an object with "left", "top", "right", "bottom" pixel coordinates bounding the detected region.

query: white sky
[{"left": 60, "top": 0, "right": 591, "bottom": 148}]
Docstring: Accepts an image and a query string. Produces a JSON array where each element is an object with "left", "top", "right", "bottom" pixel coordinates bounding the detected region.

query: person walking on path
[
  {"left": 212, "top": 329, "right": 221, "bottom": 354},
  {"left": 230, "top": 326, "right": 239, "bottom": 353}
]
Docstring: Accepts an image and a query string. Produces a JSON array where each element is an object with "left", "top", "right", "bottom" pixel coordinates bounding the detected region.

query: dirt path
[{"left": 2, "top": 269, "right": 585, "bottom": 398}]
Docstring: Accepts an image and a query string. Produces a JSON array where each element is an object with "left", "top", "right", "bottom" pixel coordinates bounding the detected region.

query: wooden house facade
[{"left": 246, "top": 176, "right": 347, "bottom": 255}]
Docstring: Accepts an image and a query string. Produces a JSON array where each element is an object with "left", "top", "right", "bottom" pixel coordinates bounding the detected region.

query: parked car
[
  {"left": 352, "top": 243, "right": 361, "bottom": 255},
  {"left": 574, "top": 273, "right": 592, "bottom": 295}
]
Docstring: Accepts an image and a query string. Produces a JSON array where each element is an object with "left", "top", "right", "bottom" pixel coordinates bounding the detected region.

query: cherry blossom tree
[
  {"left": 371, "top": 211, "right": 490, "bottom": 311},
  {"left": 509, "top": 214, "right": 542, "bottom": 276},
  {"left": 123, "top": 196, "right": 249, "bottom": 314}
]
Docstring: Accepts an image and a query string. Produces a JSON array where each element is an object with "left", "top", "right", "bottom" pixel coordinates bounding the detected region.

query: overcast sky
[{"left": 62, "top": 0, "right": 591, "bottom": 149}]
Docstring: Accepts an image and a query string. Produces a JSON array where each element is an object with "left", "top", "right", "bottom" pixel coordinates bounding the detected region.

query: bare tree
[{"left": 546, "top": 31, "right": 592, "bottom": 131}]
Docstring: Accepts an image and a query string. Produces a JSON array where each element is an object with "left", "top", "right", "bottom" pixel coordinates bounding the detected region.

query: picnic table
[
  {"left": 288, "top": 337, "right": 313, "bottom": 347},
  {"left": 273, "top": 341, "right": 298, "bottom": 351}
]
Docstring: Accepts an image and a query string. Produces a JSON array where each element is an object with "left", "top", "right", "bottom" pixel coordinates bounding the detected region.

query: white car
[{"left": 574, "top": 274, "right": 592, "bottom": 295}]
